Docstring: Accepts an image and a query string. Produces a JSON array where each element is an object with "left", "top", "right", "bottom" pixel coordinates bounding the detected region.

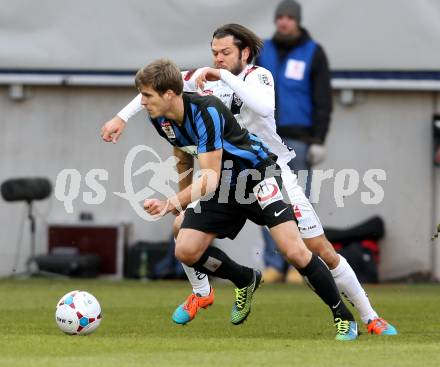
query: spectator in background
[{"left": 257, "top": 0, "right": 333, "bottom": 283}]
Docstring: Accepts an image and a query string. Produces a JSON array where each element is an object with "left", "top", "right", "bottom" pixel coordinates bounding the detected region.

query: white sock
[
  {"left": 181, "top": 263, "right": 211, "bottom": 297},
  {"left": 330, "top": 255, "right": 378, "bottom": 324}
]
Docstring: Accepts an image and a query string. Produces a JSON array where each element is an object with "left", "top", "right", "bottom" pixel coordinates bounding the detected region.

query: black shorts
[{"left": 181, "top": 175, "right": 296, "bottom": 239}]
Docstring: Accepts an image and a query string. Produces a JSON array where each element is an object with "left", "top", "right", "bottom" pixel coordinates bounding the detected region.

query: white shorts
[{"left": 280, "top": 166, "right": 324, "bottom": 239}]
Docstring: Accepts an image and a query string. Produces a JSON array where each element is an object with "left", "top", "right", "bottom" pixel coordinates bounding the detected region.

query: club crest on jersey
[
  {"left": 253, "top": 177, "right": 284, "bottom": 209},
  {"left": 160, "top": 121, "right": 176, "bottom": 140},
  {"left": 258, "top": 74, "right": 272, "bottom": 86}
]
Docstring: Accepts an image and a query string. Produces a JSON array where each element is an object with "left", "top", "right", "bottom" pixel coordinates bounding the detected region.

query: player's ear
[
  {"left": 164, "top": 90, "right": 173, "bottom": 100},
  {"left": 242, "top": 47, "right": 251, "bottom": 63}
]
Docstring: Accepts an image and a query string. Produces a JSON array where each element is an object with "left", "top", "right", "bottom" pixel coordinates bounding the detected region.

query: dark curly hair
[{"left": 212, "top": 24, "right": 263, "bottom": 63}]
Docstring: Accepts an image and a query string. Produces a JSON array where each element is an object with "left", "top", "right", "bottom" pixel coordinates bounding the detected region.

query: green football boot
[
  {"left": 334, "top": 318, "right": 359, "bottom": 341},
  {"left": 231, "top": 270, "right": 262, "bottom": 325}
]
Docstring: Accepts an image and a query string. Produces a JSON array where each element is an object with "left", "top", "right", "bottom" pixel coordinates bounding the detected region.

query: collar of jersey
[{"left": 236, "top": 64, "right": 254, "bottom": 79}]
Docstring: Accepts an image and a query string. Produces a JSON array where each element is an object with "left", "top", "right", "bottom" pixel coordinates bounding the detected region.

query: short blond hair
[{"left": 135, "top": 59, "right": 183, "bottom": 95}]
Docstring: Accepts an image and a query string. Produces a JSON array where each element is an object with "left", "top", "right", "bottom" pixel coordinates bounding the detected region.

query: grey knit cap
[{"left": 274, "top": 0, "right": 302, "bottom": 23}]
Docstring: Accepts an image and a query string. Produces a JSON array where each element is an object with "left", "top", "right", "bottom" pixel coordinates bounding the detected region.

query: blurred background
[{"left": 1, "top": 0, "right": 439, "bottom": 282}]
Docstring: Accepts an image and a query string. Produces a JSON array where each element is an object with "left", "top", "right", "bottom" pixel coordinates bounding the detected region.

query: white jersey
[{"left": 117, "top": 64, "right": 295, "bottom": 167}]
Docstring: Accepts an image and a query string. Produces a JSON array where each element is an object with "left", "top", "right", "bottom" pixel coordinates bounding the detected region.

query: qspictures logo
[{"left": 54, "top": 145, "right": 387, "bottom": 221}]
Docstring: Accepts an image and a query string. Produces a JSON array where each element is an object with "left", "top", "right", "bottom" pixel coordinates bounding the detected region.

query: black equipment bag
[
  {"left": 35, "top": 253, "right": 101, "bottom": 277},
  {"left": 325, "top": 216, "right": 385, "bottom": 243},
  {"left": 325, "top": 216, "right": 385, "bottom": 284}
]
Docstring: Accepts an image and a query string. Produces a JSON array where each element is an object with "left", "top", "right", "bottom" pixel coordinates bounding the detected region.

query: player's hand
[
  {"left": 195, "top": 68, "right": 221, "bottom": 90},
  {"left": 143, "top": 198, "right": 172, "bottom": 217},
  {"left": 101, "top": 115, "right": 126, "bottom": 144}
]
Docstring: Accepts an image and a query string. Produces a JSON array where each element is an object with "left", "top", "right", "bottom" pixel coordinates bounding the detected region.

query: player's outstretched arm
[
  {"left": 100, "top": 93, "right": 143, "bottom": 143},
  {"left": 117, "top": 93, "right": 143, "bottom": 122},
  {"left": 219, "top": 68, "right": 275, "bottom": 117},
  {"left": 100, "top": 115, "right": 126, "bottom": 143}
]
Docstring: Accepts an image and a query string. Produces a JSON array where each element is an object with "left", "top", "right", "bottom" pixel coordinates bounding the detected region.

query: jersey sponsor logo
[
  {"left": 258, "top": 73, "right": 272, "bottom": 86},
  {"left": 217, "top": 92, "right": 232, "bottom": 107},
  {"left": 298, "top": 224, "right": 317, "bottom": 232},
  {"left": 253, "top": 177, "right": 284, "bottom": 209},
  {"left": 285, "top": 59, "right": 306, "bottom": 80},
  {"left": 230, "top": 93, "right": 243, "bottom": 114},
  {"left": 160, "top": 121, "right": 176, "bottom": 140},
  {"left": 233, "top": 93, "right": 242, "bottom": 107},
  {"left": 219, "top": 93, "right": 232, "bottom": 98}
]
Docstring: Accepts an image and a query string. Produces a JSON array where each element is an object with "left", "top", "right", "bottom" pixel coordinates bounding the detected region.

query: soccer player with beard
[{"left": 101, "top": 24, "right": 396, "bottom": 336}]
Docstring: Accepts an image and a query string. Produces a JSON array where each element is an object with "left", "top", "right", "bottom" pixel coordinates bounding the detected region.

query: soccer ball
[{"left": 55, "top": 290, "right": 102, "bottom": 335}]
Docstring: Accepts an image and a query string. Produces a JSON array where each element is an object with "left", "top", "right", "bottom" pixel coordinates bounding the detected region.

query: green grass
[{"left": 0, "top": 279, "right": 439, "bottom": 367}]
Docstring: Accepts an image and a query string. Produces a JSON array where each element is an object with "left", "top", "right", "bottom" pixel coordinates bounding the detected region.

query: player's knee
[
  {"left": 174, "top": 242, "right": 201, "bottom": 266},
  {"left": 318, "top": 248, "right": 338, "bottom": 268},
  {"left": 285, "top": 247, "right": 307, "bottom": 263},
  {"left": 283, "top": 243, "right": 311, "bottom": 267},
  {"left": 305, "top": 235, "right": 339, "bottom": 268},
  {"left": 172, "top": 212, "right": 184, "bottom": 238}
]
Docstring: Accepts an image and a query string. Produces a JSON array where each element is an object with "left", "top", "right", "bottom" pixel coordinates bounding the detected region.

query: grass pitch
[{"left": 0, "top": 279, "right": 439, "bottom": 367}]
